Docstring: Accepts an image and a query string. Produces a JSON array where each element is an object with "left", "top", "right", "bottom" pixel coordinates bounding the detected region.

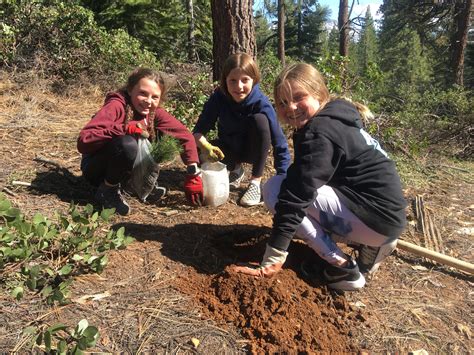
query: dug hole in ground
[{"left": 0, "top": 76, "right": 472, "bottom": 353}]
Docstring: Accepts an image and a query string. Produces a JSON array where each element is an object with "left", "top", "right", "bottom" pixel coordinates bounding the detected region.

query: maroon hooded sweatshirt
[{"left": 77, "top": 92, "right": 199, "bottom": 165}]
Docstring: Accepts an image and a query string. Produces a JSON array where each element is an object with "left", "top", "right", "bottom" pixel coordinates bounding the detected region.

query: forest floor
[{"left": 0, "top": 72, "right": 473, "bottom": 353}]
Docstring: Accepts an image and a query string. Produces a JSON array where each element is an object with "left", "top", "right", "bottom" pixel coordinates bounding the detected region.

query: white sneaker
[
  {"left": 229, "top": 166, "right": 245, "bottom": 189},
  {"left": 240, "top": 182, "right": 262, "bottom": 206}
]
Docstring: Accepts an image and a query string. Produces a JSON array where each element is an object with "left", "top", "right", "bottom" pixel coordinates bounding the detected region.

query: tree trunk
[
  {"left": 297, "top": 0, "right": 303, "bottom": 58},
  {"left": 277, "top": 0, "right": 285, "bottom": 66},
  {"left": 186, "top": 0, "right": 197, "bottom": 62},
  {"left": 338, "top": 0, "right": 349, "bottom": 57},
  {"left": 210, "top": 0, "right": 256, "bottom": 82},
  {"left": 449, "top": 0, "right": 472, "bottom": 86}
]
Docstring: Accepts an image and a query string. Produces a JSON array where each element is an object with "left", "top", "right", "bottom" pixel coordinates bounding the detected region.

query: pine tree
[{"left": 357, "top": 7, "right": 377, "bottom": 77}]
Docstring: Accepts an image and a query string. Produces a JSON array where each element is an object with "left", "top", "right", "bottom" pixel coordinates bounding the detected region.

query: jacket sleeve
[
  {"left": 268, "top": 117, "right": 291, "bottom": 175},
  {"left": 192, "top": 92, "right": 219, "bottom": 135},
  {"left": 154, "top": 108, "right": 199, "bottom": 165},
  {"left": 269, "top": 131, "right": 344, "bottom": 251},
  {"left": 77, "top": 101, "right": 126, "bottom": 154}
]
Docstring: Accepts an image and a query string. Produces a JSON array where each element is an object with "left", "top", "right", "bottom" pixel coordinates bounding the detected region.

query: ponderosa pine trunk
[
  {"left": 210, "top": 0, "right": 256, "bottom": 82},
  {"left": 449, "top": 0, "right": 472, "bottom": 86}
]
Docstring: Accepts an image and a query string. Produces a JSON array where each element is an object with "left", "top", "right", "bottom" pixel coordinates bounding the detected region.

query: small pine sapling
[{"left": 149, "top": 135, "right": 183, "bottom": 163}]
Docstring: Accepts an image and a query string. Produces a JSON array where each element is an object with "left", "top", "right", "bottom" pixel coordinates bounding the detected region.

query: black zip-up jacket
[{"left": 269, "top": 99, "right": 407, "bottom": 251}]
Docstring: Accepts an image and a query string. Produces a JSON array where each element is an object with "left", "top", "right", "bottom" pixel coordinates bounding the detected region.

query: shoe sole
[
  {"left": 239, "top": 200, "right": 264, "bottom": 207},
  {"left": 324, "top": 271, "right": 366, "bottom": 291}
]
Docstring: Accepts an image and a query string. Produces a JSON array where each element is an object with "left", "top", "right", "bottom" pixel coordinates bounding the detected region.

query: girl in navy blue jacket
[{"left": 193, "top": 53, "right": 290, "bottom": 206}]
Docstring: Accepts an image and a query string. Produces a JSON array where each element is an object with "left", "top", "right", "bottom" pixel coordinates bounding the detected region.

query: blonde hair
[
  {"left": 220, "top": 53, "right": 260, "bottom": 97},
  {"left": 274, "top": 63, "right": 330, "bottom": 117},
  {"left": 330, "top": 95, "right": 374, "bottom": 124},
  {"left": 274, "top": 62, "right": 373, "bottom": 123}
]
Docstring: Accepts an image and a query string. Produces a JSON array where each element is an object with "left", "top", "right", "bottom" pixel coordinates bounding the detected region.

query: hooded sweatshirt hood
[{"left": 317, "top": 99, "right": 363, "bottom": 129}]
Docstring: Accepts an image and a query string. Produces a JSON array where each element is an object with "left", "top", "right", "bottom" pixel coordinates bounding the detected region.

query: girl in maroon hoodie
[{"left": 77, "top": 68, "right": 203, "bottom": 215}]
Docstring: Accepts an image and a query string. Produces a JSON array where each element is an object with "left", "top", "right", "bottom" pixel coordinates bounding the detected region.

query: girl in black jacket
[{"left": 235, "top": 63, "right": 407, "bottom": 291}]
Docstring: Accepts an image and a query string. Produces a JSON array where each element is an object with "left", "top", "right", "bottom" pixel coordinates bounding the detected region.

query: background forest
[{"left": 1, "top": 0, "right": 472, "bottom": 159}]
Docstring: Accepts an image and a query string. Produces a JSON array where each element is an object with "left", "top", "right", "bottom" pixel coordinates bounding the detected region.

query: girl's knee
[{"left": 114, "top": 135, "right": 138, "bottom": 162}]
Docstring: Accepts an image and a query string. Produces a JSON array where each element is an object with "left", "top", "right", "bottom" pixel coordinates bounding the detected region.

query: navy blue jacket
[{"left": 193, "top": 84, "right": 290, "bottom": 175}]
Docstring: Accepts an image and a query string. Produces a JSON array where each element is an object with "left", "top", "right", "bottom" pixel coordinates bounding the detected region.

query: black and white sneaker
[
  {"left": 240, "top": 182, "right": 262, "bottom": 206},
  {"left": 229, "top": 166, "right": 245, "bottom": 189},
  {"left": 323, "top": 257, "right": 366, "bottom": 291}
]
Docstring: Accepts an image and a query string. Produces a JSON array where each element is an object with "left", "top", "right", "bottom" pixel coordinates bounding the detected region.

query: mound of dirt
[{"left": 173, "top": 233, "right": 363, "bottom": 353}]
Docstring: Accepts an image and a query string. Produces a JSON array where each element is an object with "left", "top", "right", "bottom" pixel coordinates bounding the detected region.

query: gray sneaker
[
  {"left": 229, "top": 166, "right": 245, "bottom": 189},
  {"left": 95, "top": 183, "right": 130, "bottom": 216},
  {"left": 240, "top": 182, "right": 262, "bottom": 206},
  {"left": 357, "top": 240, "right": 397, "bottom": 274}
]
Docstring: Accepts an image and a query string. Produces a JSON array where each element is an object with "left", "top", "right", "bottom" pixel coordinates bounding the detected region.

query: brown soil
[{"left": 0, "top": 74, "right": 473, "bottom": 353}]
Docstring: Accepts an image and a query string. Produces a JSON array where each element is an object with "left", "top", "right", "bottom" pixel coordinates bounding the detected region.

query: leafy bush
[
  {"left": 257, "top": 51, "right": 283, "bottom": 98},
  {"left": 166, "top": 66, "right": 214, "bottom": 128},
  {"left": 0, "top": 193, "right": 134, "bottom": 305},
  {"left": 1, "top": 0, "right": 159, "bottom": 88},
  {"left": 24, "top": 319, "right": 99, "bottom": 354}
]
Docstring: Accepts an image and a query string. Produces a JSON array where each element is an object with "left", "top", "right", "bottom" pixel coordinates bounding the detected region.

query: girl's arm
[
  {"left": 270, "top": 134, "right": 341, "bottom": 251},
  {"left": 192, "top": 92, "right": 220, "bottom": 137},
  {"left": 77, "top": 99, "right": 126, "bottom": 154},
  {"left": 268, "top": 116, "right": 291, "bottom": 174}
]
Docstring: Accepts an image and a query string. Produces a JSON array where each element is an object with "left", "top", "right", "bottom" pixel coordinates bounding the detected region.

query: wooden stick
[
  {"left": 397, "top": 239, "right": 474, "bottom": 275},
  {"left": 11, "top": 181, "right": 32, "bottom": 187}
]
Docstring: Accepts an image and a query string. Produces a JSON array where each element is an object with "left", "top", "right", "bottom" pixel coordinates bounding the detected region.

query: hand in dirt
[
  {"left": 233, "top": 263, "right": 283, "bottom": 278},
  {"left": 233, "top": 244, "right": 288, "bottom": 278}
]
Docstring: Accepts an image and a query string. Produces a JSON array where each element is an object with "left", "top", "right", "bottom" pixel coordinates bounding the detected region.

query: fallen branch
[
  {"left": 11, "top": 181, "right": 32, "bottom": 187},
  {"left": 2, "top": 186, "right": 17, "bottom": 197},
  {"left": 397, "top": 239, "right": 474, "bottom": 275}
]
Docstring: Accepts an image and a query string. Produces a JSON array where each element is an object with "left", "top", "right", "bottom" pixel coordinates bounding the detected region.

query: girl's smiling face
[
  {"left": 128, "top": 78, "right": 161, "bottom": 116},
  {"left": 226, "top": 68, "right": 254, "bottom": 103},
  {"left": 277, "top": 80, "right": 321, "bottom": 129}
]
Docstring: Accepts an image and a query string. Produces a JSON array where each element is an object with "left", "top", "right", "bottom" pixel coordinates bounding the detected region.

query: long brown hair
[{"left": 121, "top": 67, "right": 171, "bottom": 142}]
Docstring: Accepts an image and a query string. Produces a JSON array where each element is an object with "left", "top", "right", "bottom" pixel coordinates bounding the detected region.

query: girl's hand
[
  {"left": 201, "top": 141, "right": 225, "bottom": 161},
  {"left": 126, "top": 122, "right": 149, "bottom": 139},
  {"left": 232, "top": 244, "right": 288, "bottom": 278},
  {"left": 233, "top": 263, "right": 283, "bottom": 278}
]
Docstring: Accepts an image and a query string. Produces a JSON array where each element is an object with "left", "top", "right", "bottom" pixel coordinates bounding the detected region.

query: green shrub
[{"left": 1, "top": 0, "right": 159, "bottom": 88}]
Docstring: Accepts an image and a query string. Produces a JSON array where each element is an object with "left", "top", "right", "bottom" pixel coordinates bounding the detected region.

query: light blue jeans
[{"left": 263, "top": 175, "right": 391, "bottom": 266}]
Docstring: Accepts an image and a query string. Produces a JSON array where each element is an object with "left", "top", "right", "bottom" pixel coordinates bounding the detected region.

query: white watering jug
[{"left": 201, "top": 161, "right": 229, "bottom": 207}]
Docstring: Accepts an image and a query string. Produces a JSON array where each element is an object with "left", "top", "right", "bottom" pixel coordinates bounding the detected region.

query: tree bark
[
  {"left": 277, "top": 0, "right": 285, "bottom": 66},
  {"left": 338, "top": 0, "right": 349, "bottom": 57},
  {"left": 210, "top": 0, "right": 256, "bottom": 81},
  {"left": 449, "top": 0, "right": 472, "bottom": 86},
  {"left": 186, "top": 0, "right": 197, "bottom": 62}
]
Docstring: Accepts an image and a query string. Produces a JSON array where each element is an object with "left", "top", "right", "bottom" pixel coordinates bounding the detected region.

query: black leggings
[
  {"left": 82, "top": 135, "right": 138, "bottom": 186},
  {"left": 215, "top": 113, "right": 271, "bottom": 177}
]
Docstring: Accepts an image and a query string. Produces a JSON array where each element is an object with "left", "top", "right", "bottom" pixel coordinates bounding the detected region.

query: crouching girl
[{"left": 234, "top": 63, "right": 407, "bottom": 291}]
